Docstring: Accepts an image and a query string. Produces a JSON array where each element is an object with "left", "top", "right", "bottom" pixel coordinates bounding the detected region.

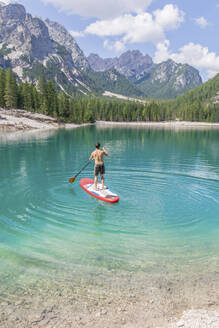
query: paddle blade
[{"left": 69, "top": 176, "right": 76, "bottom": 184}]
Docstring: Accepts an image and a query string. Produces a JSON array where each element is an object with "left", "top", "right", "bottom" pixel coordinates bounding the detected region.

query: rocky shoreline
[
  {"left": 1, "top": 109, "right": 219, "bottom": 133},
  {"left": 1, "top": 266, "right": 219, "bottom": 328},
  {"left": 96, "top": 120, "right": 219, "bottom": 129},
  {"left": 0, "top": 108, "right": 88, "bottom": 131}
]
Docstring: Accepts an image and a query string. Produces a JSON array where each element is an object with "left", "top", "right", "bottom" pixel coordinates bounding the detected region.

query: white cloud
[
  {"left": 85, "top": 4, "right": 184, "bottom": 51},
  {"left": 154, "top": 4, "right": 185, "bottom": 30},
  {"left": 154, "top": 41, "right": 219, "bottom": 79},
  {"left": 154, "top": 40, "right": 170, "bottom": 63},
  {"left": 42, "top": 0, "right": 152, "bottom": 19},
  {"left": 70, "top": 30, "right": 84, "bottom": 38},
  {"left": 104, "top": 40, "right": 125, "bottom": 52},
  {"left": 195, "top": 16, "right": 208, "bottom": 28},
  {"left": 86, "top": 13, "right": 164, "bottom": 44}
]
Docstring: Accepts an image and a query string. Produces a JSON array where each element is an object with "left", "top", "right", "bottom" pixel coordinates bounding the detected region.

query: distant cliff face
[
  {"left": 137, "top": 59, "right": 203, "bottom": 98},
  {"left": 0, "top": 4, "right": 54, "bottom": 68},
  {"left": 150, "top": 60, "right": 202, "bottom": 89},
  {"left": 88, "top": 51, "right": 202, "bottom": 98},
  {"left": 87, "top": 53, "right": 115, "bottom": 72},
  {"left": 0, "top": 3, "right": 92, "bottom": 95},
  {"left": 88, "top": 50, "right": 153, "bottom": 81},
  {"left": 45, "top": 19, "right": 89, "bottom": 71},
  {"left": 0, "top": 3, "right": 145, "bottom": 98}
]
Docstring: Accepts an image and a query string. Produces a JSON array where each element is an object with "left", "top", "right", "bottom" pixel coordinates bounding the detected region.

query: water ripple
[{"left": 0, "top": 128, "right": 219, "bottom": 277}]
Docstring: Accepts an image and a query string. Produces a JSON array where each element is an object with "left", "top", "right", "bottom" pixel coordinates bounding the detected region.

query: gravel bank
[{"left": 0, "top": 108, "right": 87, "bottom": 131}]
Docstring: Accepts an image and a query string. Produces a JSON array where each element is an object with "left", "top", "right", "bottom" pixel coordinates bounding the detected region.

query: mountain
[
  {"left": 0, "top": 3, "right": 93, "bottom": 95},
  {"left": 173, "top": 73, "right": 219, "bottom": 122},
  {"left": 88, "top": 50, "right": 153, "bottom": 82},
  {"left": 0, "top": 2, "right": 202, "bottom": 100},
  {"left": 88, "top": 51, "right": 202, "bottom": 99},
  {"left": 84, "top": 68, "right": 144, "bottom": 98},
  {"left": 44, "top": 18, "right": 89, "bottom": 71},
  {"left": 0, "top": 2, "right": 143, "bottom": 98},
  {"left": 137, "top": 59, "right": 202, "bottom": 99},
  {"left": 176, "top": 73, "right": 219, "bottom": 106}
]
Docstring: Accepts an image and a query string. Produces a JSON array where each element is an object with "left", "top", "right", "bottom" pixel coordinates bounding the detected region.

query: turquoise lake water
[{"left": 0, "top": 126, "right": 219, "bottom": 287}]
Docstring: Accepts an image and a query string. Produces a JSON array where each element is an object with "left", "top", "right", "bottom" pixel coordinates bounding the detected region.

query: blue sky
[{"left": 8, "top": 0, "right": 219, "bottom": 80}]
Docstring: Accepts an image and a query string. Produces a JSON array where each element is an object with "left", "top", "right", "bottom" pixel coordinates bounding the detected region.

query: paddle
[{"left": 68, "top": 161, "right": 91, "bottom": 184}]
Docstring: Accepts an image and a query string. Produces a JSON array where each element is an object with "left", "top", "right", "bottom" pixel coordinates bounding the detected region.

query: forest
[{"left": 0, "top": 68, "right": 219, "bottom": 123}]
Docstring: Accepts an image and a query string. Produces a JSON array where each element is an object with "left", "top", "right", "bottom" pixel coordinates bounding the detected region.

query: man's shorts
[{"left": 95, "top": 164, "right": 105, "bottom": 176}]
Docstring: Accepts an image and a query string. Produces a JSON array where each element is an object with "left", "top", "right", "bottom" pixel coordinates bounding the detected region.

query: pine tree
[
  {"left": 17, "top": 84, "right": 24, "bottom": 109},
  {"left": 46, "top": 81, "right": 58, "bottom": 116},
  {"left": 84, "top": 100, "right": 95, "bottom": 123},
  {"left": 0, "top": 69, "right": 6, "bottom": 108},
  {"left": 4, "top": 68, "right": 18, "bottom": 108},
  {"left": 32, "top": 85, "right": 40, "bottom": 110},
  {"left": 38, "top": 70, "right": 47, "bottom": 113},
  {"left": 21, "top": 82, "right": 33, "bottom": 110}
]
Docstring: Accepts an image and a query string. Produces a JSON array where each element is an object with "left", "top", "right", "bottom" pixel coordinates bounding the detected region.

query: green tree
[
  {"left": 31, "top": 85, "right": 40, "bottom": 110},
  {"left": 46, "top": 81, "right": 58, "bottom": 116},
  {"left": 4, "top": 68, "right": 18, "bottom": 108},
  {"left": 38, "top": 70, "right": 47, "bottom": 113},
  {"left": 58, "top": 93, "right": 70, "bottom": 119},
  {"left": 0, "top": 69, "right": 6, "bottom": 108},
  {"left": 84, "top": 100, "right": 95, "bottom": 123},
  {"left": 21, "top": 82, "right": 33, "bottom": 110}
]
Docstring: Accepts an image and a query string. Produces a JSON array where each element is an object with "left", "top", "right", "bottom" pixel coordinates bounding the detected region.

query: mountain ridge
[
  {"left": 88, "top": 50, "right": 153, "bottom": 82},
  {"left": 0, "top": 2, "right": 203, "bottom": 99},
  {"left": 88, "top": 51, "right": 203, "bottom": 98},
  {"left": 0, "top": 3, "right": 147, "bottom": 98}
]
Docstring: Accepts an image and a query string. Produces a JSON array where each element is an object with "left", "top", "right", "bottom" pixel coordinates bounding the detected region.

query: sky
[{"left": 4, "top": 0, "right": 219, "bottom": 81}]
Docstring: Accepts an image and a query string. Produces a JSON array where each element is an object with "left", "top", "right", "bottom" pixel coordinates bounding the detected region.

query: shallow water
[{"left": 0, "top": 126, "right": 219, "bottom": 289}]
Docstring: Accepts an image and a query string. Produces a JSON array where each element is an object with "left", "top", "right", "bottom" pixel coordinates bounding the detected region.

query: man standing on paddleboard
[{"left": 89, "top": 142, "right": 108, "bottom": 190}]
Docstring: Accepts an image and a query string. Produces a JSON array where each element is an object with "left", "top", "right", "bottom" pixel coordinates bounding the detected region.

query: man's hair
[{"left": 95, "top": 142, "right": 100, "bottom": 149}]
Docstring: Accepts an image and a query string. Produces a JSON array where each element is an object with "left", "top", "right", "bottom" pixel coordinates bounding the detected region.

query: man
[{"left": 89, "top": 142, "right": 108, "bottom": 190}]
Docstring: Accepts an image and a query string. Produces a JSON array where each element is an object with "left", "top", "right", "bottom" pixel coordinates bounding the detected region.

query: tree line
[{"left": 0, "top": 68, "right": 218, "bottom": 123}]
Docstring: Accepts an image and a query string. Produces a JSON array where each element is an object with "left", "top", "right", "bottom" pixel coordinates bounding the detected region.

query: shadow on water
[
  {"left": 69, "top": 186, "right": 77, "bottom": 197},
  {"left": 92, "top": 203, "right": 107, "bottom": 227}
]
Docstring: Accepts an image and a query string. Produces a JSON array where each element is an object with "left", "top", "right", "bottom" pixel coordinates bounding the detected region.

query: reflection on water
[{"left": 0, "top": 128, "right": 58, "bottom": 144}]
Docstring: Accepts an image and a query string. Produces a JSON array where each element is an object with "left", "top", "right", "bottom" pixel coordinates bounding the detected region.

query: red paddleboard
[{"left": 80, "top": 178, "right": 119, "bottom": 203}]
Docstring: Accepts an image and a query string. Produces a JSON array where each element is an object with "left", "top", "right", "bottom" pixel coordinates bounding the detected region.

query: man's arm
[
  {"left": 89, "top": 152, "right": 94, "bottom": 161},
  {"left": 102, "top": 147, "right": 108, "bottom": 156}
]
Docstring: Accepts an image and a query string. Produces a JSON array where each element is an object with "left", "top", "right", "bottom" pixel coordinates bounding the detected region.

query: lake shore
[
  {"left": 96, "top": 120, "right": 219, "bottom": 129},
  {"left": 1, "top": 108, "right": 219, "bottom": 132},
  {"left": 1, "top": 110, "right": 219, "bottom": 328},
  {"left": 0, "top": 108, "right": 89, "bottom": 131},
  {"left": 1, "top": 265, "right": 219, "bottom": 328}
]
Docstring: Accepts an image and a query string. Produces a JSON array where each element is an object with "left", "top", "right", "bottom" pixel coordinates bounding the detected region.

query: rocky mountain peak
[
  {"left": 87, "top": 53, "right": 115, "bottom": 71},
  {"left": 152, "top": 59, "right": 179, "bottom": 83},
  {"left": 152, "top": 59, "right": 202, "bottom": 87},
  {"left": 0, "top": 3, "right": 26, "bottom": 23},
  {"left": 45, "top": 18, "right": 89, "bottom": 70},
  {"left": 0, "top": 2, "right": 93, "bottom": 96},
  {"left": 138, "top": 59, "right": 202, "bottom": 98},
  {"left": 88, "top": 50, "right": 153, "bottom": 81},
  {"left": 116, "top": 50, "right": 153, "bottom": 80},
  {"left": 119, "top": 50, "right": 151, "bottom": 65}
]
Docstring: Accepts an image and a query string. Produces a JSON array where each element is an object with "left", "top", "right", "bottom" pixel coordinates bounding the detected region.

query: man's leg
[
  {"left": 94, "top": 174, "right": 98, "bottom": 190},
  {"left": 100, "top": 174, "right": 104, "bottom": 190}
]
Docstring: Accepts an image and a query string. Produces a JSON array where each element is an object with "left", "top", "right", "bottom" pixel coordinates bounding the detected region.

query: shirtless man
[{"left": 89, "top": 142, "right": 108, "bottom": 190}]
